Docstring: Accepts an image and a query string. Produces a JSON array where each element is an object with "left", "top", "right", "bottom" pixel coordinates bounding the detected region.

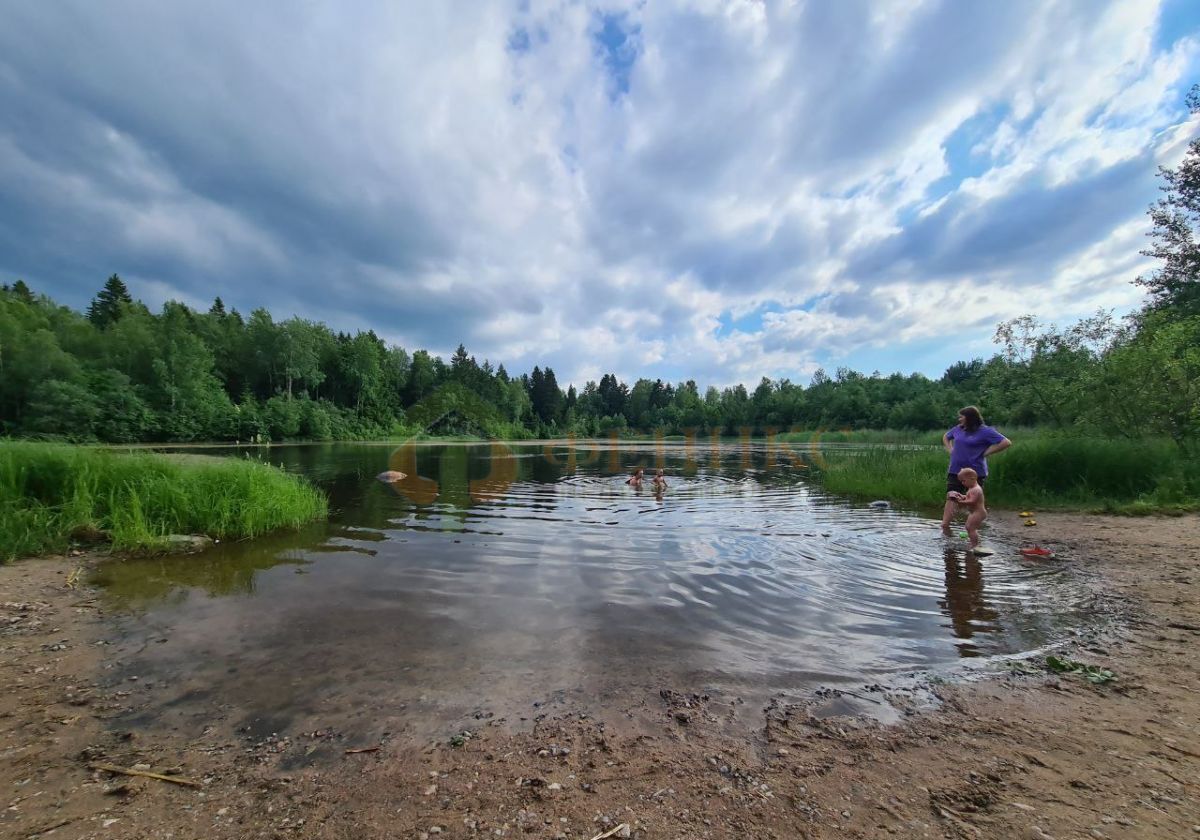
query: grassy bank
[
  {"left": 815, "top": 436, "right": 1199, "bottom": 514},
  {"left": 0, "top": 442, "right": 328, "bottom": 561}
]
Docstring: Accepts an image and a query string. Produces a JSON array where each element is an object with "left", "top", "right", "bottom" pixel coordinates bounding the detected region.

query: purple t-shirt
[{"left": 945, "top": 425, "right": 1005, "bottom": 477}]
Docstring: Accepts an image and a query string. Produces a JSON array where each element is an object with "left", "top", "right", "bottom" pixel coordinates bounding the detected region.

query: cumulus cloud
[{"left": 0, "top": 0, "right": 1196, "bottom": 386}]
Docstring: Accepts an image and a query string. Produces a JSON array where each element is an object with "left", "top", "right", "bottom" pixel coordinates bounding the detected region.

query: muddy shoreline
[{"left": 2, "top": 512, "right": 1197, "bottom": 839}]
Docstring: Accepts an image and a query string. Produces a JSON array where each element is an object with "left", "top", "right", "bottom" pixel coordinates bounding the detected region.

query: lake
[{"left": 93, "top": 440, "right": 1088, "bottom": 749}]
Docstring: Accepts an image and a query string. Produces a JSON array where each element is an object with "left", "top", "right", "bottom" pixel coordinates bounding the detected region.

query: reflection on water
[{"left": 93, "top": 442, "right": 1087, "bottom": 741}]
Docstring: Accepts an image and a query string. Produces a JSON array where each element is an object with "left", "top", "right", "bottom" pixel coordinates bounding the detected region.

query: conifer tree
[{"left": 86, "top": 274, "right": 133, "bottom": 329}]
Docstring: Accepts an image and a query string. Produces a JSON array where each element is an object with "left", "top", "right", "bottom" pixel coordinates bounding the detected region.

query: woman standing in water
[{"left": 941, "top": 406, "right": 1010, "bottom": 537}]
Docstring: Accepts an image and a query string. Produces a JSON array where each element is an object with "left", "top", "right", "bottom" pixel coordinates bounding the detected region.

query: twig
[
  {"left": 933, "top": 805, "right": 979, "bottom": 838},
  {"left": 344, "top": 746, "right": 380, "bottom": 754},
  {"left": 1151, "top": 765, "right": 1191, "bottom": 786},
  {"left": 1163, "top": 741, "right": 1200, "bottom": 759},
  {"left": 588, "top": 825, "right": 631, "bottom": 840},
  {"left": 90, "top": 763, "right": 201, "bottom": 788},
  {"left": 836, "top": 689, "right": 882, "bottom": 705},
  {"left": 26, "top": 816, "right": 76, "bottom": 838}
]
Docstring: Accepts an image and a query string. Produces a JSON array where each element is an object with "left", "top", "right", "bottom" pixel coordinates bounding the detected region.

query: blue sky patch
[
  {"left": 1154, "top": 0, "right": 1200, "bottom": 52},
  {"left": 593, "top": 12, "right": 640, "bottom": 99}
]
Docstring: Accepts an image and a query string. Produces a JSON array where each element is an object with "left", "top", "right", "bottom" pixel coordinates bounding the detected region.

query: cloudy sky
[{"left": 2, "top": 0, "right": 1198, "bottom": 387}]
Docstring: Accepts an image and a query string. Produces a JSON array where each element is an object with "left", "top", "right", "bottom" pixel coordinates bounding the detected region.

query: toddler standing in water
[
  {"left": 946, "top": 467, "right": 987, "bottom": 550},
  {"left": 652, "top": 468, "right": 667, "bottom": 490}
]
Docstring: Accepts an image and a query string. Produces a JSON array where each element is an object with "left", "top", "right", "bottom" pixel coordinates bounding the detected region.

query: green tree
[
  {"left": 86, "top": 274, "right": 133, "bottom": 329},
  {"left": 90, "top": 369, "right": 155, "bottom": 442},
  {"left": 1089, "top": 312, "right": 1200, "bottom": 445},
  {"left": 1136, "top": 85, "right": 1200, "bottom": 317},
  {"left": 24, "top": 379, "right": 101, "bottom": 440}
]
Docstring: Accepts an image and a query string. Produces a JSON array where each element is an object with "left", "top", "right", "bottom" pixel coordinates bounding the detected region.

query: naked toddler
[{"left": 944, "top": 467, "right": 987, "bottom": 550}]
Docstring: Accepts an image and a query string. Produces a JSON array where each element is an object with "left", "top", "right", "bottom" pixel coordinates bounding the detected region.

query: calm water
[{"left": 93, "top": 441, "right": 1087, "bottom": 743}]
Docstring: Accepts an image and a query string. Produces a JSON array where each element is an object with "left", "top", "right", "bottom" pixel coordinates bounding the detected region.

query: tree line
[{"left": 2, "top": 90, "right": 1197, "bottom": 446}]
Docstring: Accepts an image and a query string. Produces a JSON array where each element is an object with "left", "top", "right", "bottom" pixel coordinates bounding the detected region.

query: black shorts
[{"left": 947, "top": 473, "right": 985, "bottom": 494}]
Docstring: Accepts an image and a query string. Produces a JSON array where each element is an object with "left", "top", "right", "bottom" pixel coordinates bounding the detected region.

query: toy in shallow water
[
  {"left": 1020, "top": 545, "right": 1056, "bottom": 559},
  {"left": 1019, "top": 511, "right": 1034, "bottom": 518},
  {"left": 959, "top": 531, "right": 969, "bottom": 539},
  {"left": 1024, "top": 519, "right": 1037, "bottom": 527}
]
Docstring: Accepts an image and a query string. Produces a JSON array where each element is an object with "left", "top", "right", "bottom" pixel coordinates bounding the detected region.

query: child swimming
[
  {"left": 625, "top": 467, "right": 644, "bottom": 486},
  {"left": 944, "top": 467, "right": 987, "bottom": 550},
  {"left": 652, "top": 468, "right": 667, "bottom": 490}
]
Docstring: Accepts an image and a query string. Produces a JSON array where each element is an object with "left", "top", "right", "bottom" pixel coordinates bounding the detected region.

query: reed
[
  {"left": 815, "top": 435, "right": 1198, "bottom": 512},
  {"left": 0, "top": 441, "right": 327, "bottom": 561}
]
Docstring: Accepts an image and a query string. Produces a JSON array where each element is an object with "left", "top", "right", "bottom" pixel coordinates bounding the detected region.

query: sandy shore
[{"left": 2, "top": 512, "right": 1197, "bottom": 839}]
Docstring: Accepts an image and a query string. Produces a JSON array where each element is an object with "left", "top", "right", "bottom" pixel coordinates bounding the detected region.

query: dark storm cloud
[{"left": 0, "top": 1, "right": 453, "bottom": 315}]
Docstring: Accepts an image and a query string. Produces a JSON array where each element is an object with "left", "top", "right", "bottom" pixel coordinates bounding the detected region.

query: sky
[{"left": 2, "top": 0, "right": 1199, "bottom": 388}]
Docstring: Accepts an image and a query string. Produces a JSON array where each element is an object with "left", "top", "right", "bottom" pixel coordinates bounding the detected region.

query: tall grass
[
  {"left": 774, "top": 428, "right": 941, "bottom": 446},
  {"left": 815, "top": 435, "right": 1198, "bottom": 512},
  {"left": 0, "top": 442, "right": 328, "bottom": 561}
]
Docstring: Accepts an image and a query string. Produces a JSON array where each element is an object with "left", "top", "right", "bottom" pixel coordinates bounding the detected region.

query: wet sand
[{"left": 2, "top": 511, "right": 1197, "bottom": 839}]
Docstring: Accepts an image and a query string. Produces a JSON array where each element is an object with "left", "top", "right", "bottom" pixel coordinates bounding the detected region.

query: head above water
[
  {"left": 957, "top": 405, "right": 984, "bottom": 432},
  {"left": 957, "top": 467, "right": 979, "bottom": 487},
  {"left": 655, "top": 469, "right": 664, "bottom": 477}
]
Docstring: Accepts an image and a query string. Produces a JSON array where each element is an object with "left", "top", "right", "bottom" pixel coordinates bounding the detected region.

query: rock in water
[
  {"left": 869, "top": 500, "right": 890, "bottom": 509},
  {"left": 376, "top": 470, "right": 407, "bottom": 483},
  {"left": 164, "top": 534, "right": 214, "bottom": 553}
]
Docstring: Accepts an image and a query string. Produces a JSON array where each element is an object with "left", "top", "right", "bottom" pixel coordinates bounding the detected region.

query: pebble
[
  {"left": 842, "top": 810, "right": 851, "bottom": 818},
  {"left": 547, "top": 783, "right": 562, "bottom": 791}
]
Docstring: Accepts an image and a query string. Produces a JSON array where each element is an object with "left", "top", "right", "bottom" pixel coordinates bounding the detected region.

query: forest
[
  {"left": 1, "top": 270, "right": 1193, "bottom": 446},
  {"left": 1, "top": 92, "right": 1198, "bottom": 448}
]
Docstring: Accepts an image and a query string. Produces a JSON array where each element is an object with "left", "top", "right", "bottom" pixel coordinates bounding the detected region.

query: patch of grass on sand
[{"left": 0, "top": 441, "right": 327, "bottom": 561}]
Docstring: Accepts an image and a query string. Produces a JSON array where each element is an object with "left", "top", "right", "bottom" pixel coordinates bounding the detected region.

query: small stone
[
  {"left": 216, "top": 808, "right": 229, "bottom": 816},
  {"left": 776, "top": 748, "right": 789, "bottom": 756},
  {"left": 842, "top": 810, "right": 851, "bottom": 818},
  {"left": 132, "top": 763, "right": 151, "bottom": 771},
  {"left": 617, "top": 826, "right": 631, "bottom": 839},
  {"left": 423, "top": 785, "right": 437, "bottom": 796},
  {"left": 547, "top": 783, "right": 562, "bottom": 791},
  {"left": 429, "top": 828, "right": 443, "bottom": 835}
]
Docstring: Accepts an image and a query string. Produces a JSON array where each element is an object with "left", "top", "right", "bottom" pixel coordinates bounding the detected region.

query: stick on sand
[
  {"left": 588, "top": 825, "right": 631, "bottom": 840},
  {"left": 90, "top": 763, "right": 201, "bottom": 788}
]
